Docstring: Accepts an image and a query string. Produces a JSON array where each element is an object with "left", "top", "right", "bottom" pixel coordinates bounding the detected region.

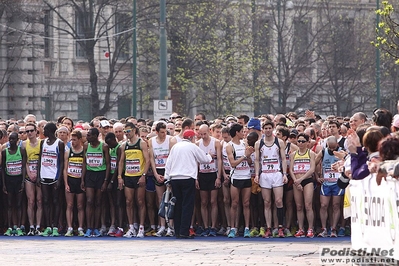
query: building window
[
  {"left": 44, "top": 10, "right": 51, "bottom": 58},
  {"left": 41, "top": 96, "right": 51, "bottom": 120},
  {"left": 115, "top": 13, "right": 131, "bottom": 60},
  {"left": 294, "top": 18, "right": 311, "bottom": 64},
  {"left": 336, "top": 18, "right": 354, "bottom": 66},
  {"left": 75, "top": 12, "right": 87, "bottom": 59},
  {"left": 78, "top": 96, "right": 91, "bottom": 121},
  {"left": 118, "top": 97, "right": 131, "bottom": 119}
]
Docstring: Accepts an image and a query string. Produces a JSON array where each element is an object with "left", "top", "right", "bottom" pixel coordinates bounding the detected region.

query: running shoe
[
  {"left": 318, "top": 228, "right": 328, "bottom": 238},
  {"left": 294, "top": 229, "right": 305, "bottom": 238},
  {"left": 20, "top": 226, "right": 26, "bottom": 235},
  {"left": 65, "top": 228, "right": 74, "bottom": 237},
  {"left": 258, "top": 227, "right": 266, "bottom": 238},
  {"left": 263, "top": 228, "right": 272, "bottom": 238},
  {"left": 34, "top": 229, "right": 41, "bottom": 236},
  {"left": 93, "top": 229, "right": 101, "bottom": 237},
  {"left": 217, "top": 226, "right": 226, "bottom": 236},
  {"left": 278, "top": 228, "right": 285, "bottom": 238},
  {"left": 145, "top": 228, "right": 156, "bottom": 237},
  {"left": 189, "top": 228, "right": 196, "bottom": 237},
  {"left": 4, "top": 228, "right": 12, "bottom": 236},
  {"left": 200, "top": 227, "right": 210, "bottom": 237},
  {"left": 272, "top": 228, "right": 278, "bottom": 237},
  {"left": 338, "top": 227, "right": 346, "bottom": 237},
  {"left": 114, "top": 228, "right": 123, "bottom": 237},
  {"left": 15, "top": 228, "right": 24, "bottom": 237},
  {"left": 52, "top": 227, "right": 60, "bottom": 237},
  {"left": 27, "top": 228, "right": 35, "bottom": 236},
  {"left": 123, "top": 228, "right": 136, "bottom": 238},
  {"left": 12, "top": 227, "right": 17, "bottom": 236},
  {"left": 208, "top": 228, "right": 217, "bottom": 237},
  {"left": 136, "top": 228, "right": 145, "bottom": 238},
  {"left": 78, "top": 228, "right": 85, "bottom": 237},
  {"left": 99, "top": 226, "right": 107, "bottom": 236},
  {"left": 155, "top": 227, "right": 166, "bottom": 237},
  {"left": 195, "top": 226, "right": 204, "bottom": 236},
  {"left": 41, "top": 227, "right": 52, "bottom": 237},
  {"left": 107, "top": 225, "right": 116, "bottom": 236},
  {"left": 227, "top": 228, "right": 236, "bottom": 238},
  {"left": 244, "top": 228, "right": 250, "bottom": 238},
  {"left": 84, "top": 229, "right": 92, "bottom": 238},
  {"left": 284, "top": 228, "right": 293, "bottom": 237},
  {"left": 165, "top": 227, "right": 175, "bottom": 237},
  {"left": 249, "top": 227, "right": 259, "bottom": 237},
  {"left": 224, "top": 227, "right": 231, "bottom": 236},
  {"left": 330, "top": 228, "right": 337, "bottom": 238},
  {"left": 306, "top": 229, "right": 314, "bottom": 238}
]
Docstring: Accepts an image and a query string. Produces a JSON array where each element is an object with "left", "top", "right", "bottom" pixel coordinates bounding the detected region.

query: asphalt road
[{"left": 0, "top": 236, "right": 351, "bottom": 266}]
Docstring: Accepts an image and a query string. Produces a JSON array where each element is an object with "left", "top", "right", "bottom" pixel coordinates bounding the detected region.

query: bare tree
[
  {"left": 316, "top": 1, "right": 376, "bottom": 116},
  {"left": 42, "top": 0, "right": 139, "bottom": 117}
]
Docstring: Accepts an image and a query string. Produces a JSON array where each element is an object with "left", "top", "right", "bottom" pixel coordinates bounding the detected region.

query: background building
[{"left": 0, "top": 0, "right": 396, "bottom": 121}]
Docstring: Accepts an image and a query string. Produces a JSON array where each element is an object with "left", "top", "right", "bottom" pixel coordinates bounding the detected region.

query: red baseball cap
[{"left": 183, "top": 129, "right": 196, "bottom": 138}]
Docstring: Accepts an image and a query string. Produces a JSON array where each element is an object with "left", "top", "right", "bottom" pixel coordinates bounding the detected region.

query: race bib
[
  {"left": 222, "top": 155, "right": 231, "bottom": 171},
  {"left": 126, "top": 159, "right": 141, "bottom": 175},
  {"left": 155, "top": 154, "right": 168, "bottom": 168},
  {"left": 323, "top": 168, "right": 340, "bottom": 182},
  {"left": 86, "top": 153, "right": 103, "bottom": 167},
  {"left": 7, "top": 160, "right": 22, "bottom": 176},
  {"left": 110, "top": 156, "right": 117, "bottom": 172},
  {"left": 67, "top": 164, "right": 82, "bottom": 178},
  {"left": 262, "top": 158, "right": 279, "bottom": 173},
  {"left": 42, "top": 152, "right": 57, "bottom": 167},
  {"left": 236, "top": 157, "right": 250, "bottom": 171},
  {"left": 200, "top": 159, "right": 217, "bottom": 173},
  {"left": 28, "top": 159, "right": 38, "bottom": 174},
  {"left": 293, "top": 160, "right": 310, "bottom": 174}
]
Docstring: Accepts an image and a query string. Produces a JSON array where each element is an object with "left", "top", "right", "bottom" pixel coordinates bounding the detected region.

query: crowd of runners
[{"left": 0, "top": 107, "right": 397, "bottom": 239}]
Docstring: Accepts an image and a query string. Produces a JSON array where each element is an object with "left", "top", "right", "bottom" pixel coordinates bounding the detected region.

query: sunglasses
[
  {"left": 19, "top": 131, "right": 26, "bottom": 134},
  {"left": 297, "top": 140, "right": 307, "bottom": 143},
  {"left": 123, "top": 129, "right": 132, "bottom": 134},
  {"left": 26, "top": 129, "right": 36, "bottom": 133}
]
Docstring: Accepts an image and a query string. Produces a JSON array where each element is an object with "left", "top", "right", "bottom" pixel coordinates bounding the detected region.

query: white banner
[{"left": 350, "top": 173, "right": 399, "bottom": 260}]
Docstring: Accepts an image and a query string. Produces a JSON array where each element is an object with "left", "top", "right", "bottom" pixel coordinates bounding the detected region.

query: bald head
[
  {"left": 326, "top": 135, "right": 338, "bottom": 150},
  {"left": 198, "top": 124, "right": 210, "bottom": 140},
  {"left": 350, "top": 112, "right": 366, "bottom": 130}
]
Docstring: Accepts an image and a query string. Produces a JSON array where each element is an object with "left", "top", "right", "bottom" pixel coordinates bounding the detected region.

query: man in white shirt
[{"left": 164, "top": 130, "right": 211, "bottom": 239}]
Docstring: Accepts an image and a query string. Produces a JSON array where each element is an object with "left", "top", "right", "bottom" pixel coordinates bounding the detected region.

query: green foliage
[
  {"left": 167, "top": 0, "right": 257, "bottom": 117},
  {"left": 374, "top": 1, "right": 399, "bottom": 63}
]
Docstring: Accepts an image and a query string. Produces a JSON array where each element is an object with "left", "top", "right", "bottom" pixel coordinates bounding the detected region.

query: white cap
[{"left": 100, "top": 120, "right": 111, "bottom": 128}]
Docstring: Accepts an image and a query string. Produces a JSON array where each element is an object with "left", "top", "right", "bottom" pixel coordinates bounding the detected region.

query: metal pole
[
  {"left": 160, "top": 0, "right": 168, "bottom": 100},
  {"left": 277, "top": 0, "right": 282, "bottom": 108},
  {"left": 252, "top": 0, "right": 258, "bottom": 116},
  {"left": 132, "top": 0, "right": 137, "bottom": 116},
  {"left": 376, "top": 0, "right": 381, "bottom": 108}
]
